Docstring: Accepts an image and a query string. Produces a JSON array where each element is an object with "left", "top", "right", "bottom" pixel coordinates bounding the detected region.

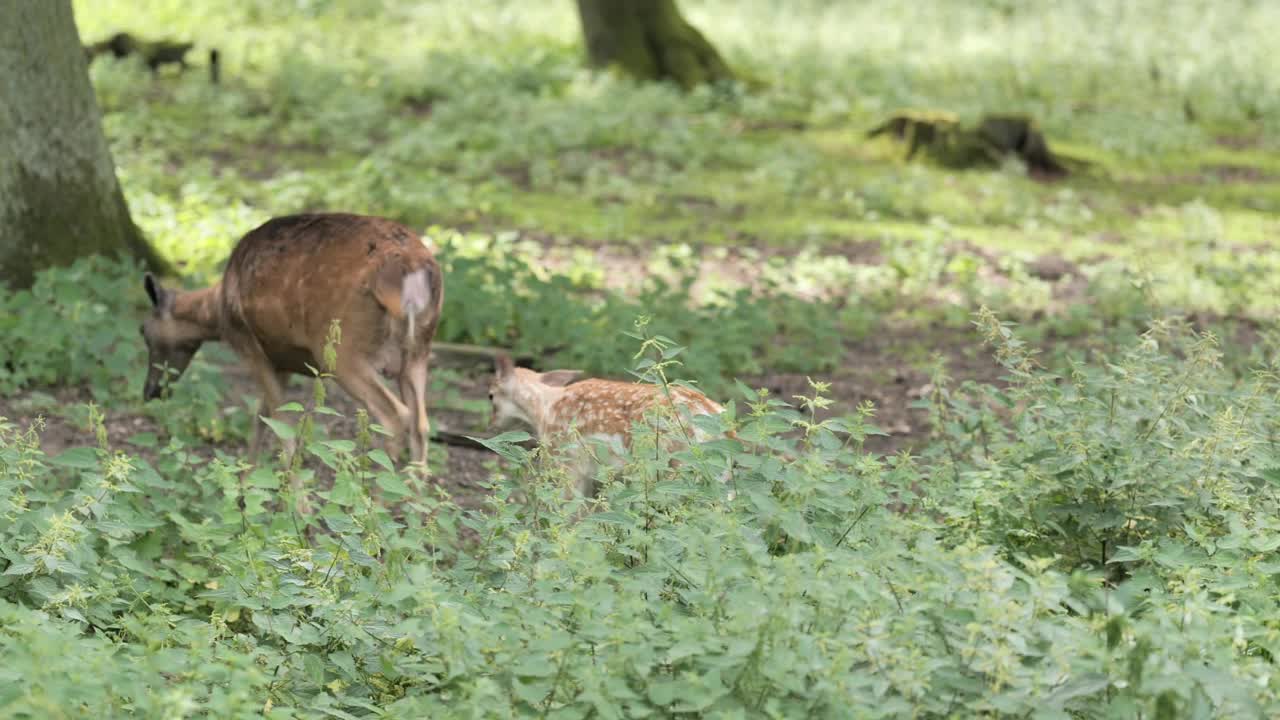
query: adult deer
[{"left": 140, "top": 213, "right": 444, "bottom": 469}]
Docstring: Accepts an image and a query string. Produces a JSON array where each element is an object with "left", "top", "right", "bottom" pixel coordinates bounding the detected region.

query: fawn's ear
[
  {"left": 494, "top": 352, "right": 515, "bottom": 379},
  {"left": 539, "top": 369, "right": 583, "bottom": 387}
]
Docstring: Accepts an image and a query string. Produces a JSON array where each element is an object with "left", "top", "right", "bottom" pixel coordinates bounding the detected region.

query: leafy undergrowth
[{"left": 5, "top": 320, "right": 1280, "bottom": 717}]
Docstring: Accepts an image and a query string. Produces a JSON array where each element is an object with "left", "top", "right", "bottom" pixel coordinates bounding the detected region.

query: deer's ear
[
  {"left": 144, "top": 273, "right": 175, "bottom": 314},
  {"left": 539, "top": 370, "right": 583, "bottom": 387},
  {"left": 494, "top": 352, "right": 515, "bottom": 378},
  {"left": 144, "top": 273, "right": 162, "bottom": 307}
]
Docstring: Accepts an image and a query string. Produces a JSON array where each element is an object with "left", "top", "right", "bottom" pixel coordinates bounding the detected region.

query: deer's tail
[{"left": 373, "top": 260, "right": 443, "bottom": 349}]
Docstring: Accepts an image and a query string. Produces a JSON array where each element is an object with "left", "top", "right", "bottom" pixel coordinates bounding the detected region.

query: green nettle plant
[
  {"left": 925, "top": 310, "right": 1280, "bottom": 574},
  {"left": 4, "top": 295, "right": 1280, "bottom": 717}
]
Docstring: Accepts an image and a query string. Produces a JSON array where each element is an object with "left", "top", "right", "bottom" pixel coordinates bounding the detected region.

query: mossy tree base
[
  {"left": 0, "top": 1, "right": 171, "bottom": 289},
  {"left": 868, "top": 110, "right": 1071, "bottom": 176},
  {"left": 575, "top": 0, "right": 732, "bottom": 89}
]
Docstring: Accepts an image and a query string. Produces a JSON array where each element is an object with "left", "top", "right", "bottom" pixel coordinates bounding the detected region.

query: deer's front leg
[
  {"left": 333, "top": 356, "right": 411, "bottom": 465},
  {"left": 245, "top": 355, "right": 290, "bottom": 461}
]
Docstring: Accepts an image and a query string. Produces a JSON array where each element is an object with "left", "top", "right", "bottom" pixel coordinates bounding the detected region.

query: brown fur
[
  {"left": 488, "top": 354, "right": 731, "bottom": 499},
  {"left": 141, "top": 213, "right": 444, "bottom": 469}
]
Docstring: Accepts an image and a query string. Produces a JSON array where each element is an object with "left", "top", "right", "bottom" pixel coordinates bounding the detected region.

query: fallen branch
[
  {"left": 431, "top": 429, "right": 536, "bottom": 453},
  {"left": 84, "top": 31, "right": 219, "bottom": 84},
  {"left": 432, "top": 342, "right": 557, "bottom": 369}
]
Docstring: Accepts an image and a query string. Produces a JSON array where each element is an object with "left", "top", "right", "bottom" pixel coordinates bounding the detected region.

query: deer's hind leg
[{"left": 397, "top": 348, "right": 432, "bottom": 470}]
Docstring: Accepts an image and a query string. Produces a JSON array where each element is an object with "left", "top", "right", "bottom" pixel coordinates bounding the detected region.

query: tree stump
[{"left": 575, "top": 0, "right": 732, "bottom": 89}]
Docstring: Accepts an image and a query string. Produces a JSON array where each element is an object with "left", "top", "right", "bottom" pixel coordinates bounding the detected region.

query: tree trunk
[
  {"left": 575, "top": 0, "right": 732, "bottom": 89},
  {"left": 0, "top": 0, "right": 170, "bottom": 289}
]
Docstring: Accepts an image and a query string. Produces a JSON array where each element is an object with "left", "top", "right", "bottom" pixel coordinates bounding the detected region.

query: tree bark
[
  {"left": 575, "top": 0, "right": 732, "bottom": 89},
  {"left": 0, "top": 0, "right": 170, "bottom": 289}
]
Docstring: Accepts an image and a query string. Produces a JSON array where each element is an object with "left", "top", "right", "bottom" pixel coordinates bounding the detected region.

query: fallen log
[{"left": 868, "top": 110, "right": 1078, "bottom": 177}]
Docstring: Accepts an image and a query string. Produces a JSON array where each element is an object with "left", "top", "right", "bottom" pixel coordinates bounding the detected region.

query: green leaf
[
  {"left": 588, "top": 511, "right": 635, "bottom": 527},
  {"left": 60, "top": 607, "right": 88, "bottom": 624},
  {"left": 468, "top": 431, "right": 532, "bottom": 463},
  {"left": 481, "top": 431, "right": 532, "bottom": 445},
  {"left": 247, "top": 467, "right": 281, "bottom": 490},
  {"left": 1108, "top": 545, "right": 1143, "bottom": 563},
  {"left": 778, "top": 510, "right": 812, "bottom": 543},
  {"left": 125, "top": 432, "right": 158, "bottom": 448},
  {"left": 1044, "top": 674, "right": 1110, "bottom": 705},
  {"left": 49, "top": 447, "right": 98, "bottom": 469},
  {"left": 647, "top": 680, "right": 680, "bottom": 706},
  {"left": 512, "top": 657, "right": 556, "bottom": 678},
  {"left": 322, "top": 440, "right": 356, "bottom": 453},
  {"left": 376, "top": 472, "right": 412, "bottom": 497},
  {"left": 329, "top": 651, "right": 357, "bottom": 679},
  {"left": 3, "top": 560, "right": 37, "bottom": 576},
  {"left": 367, "top": 449, "right": 395, "bottom": 471},
  {"left": 260, "top": 416, "right": 296, "bottom": 441},
  {"left": 1250, "top": 534, "right": 1280, "bottom": 553},
  {"left": 747, "top": 489, "right": 781, "bottom": 517},
  {"left": 512, "top": 677, "right": 552, "bottom": 706}
]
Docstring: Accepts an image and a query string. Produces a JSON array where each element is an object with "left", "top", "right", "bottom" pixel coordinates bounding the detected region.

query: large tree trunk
[
  {"left": 575, "top": 0, "right": 732, "bottom": 89},
  {"left": 0, "top": 0, "right": 169, "bottom": 289}
]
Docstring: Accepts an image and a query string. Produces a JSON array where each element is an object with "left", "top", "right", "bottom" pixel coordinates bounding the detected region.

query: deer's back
[{"left": 218, "top": 213, "right": 439, "bottom": 370}]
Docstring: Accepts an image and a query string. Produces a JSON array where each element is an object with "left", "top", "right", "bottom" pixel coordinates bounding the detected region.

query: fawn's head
[
  {"left": 140, "top": 273, "right": 208, "bottom": 401},
  {"left": 488, "top": 353, "right": 582, "bottom": 432}
]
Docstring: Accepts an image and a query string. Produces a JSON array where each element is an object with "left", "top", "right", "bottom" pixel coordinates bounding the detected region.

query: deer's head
[
  {"left": 140, "top": 273, "right": 207, "bottom": 401},
  {"left": 488, "top": 353, "right": 582, "bottom": 433}
]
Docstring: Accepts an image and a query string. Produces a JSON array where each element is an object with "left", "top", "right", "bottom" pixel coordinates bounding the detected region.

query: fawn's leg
[
  {"left": 562, "top": 448, "right": 604, "bottom": 525},
  {"left": 335, "top": 357, "right": 411, "bottom": 463},
  {"left": 397, "top": 349, "right": 432, "bottom": 469}
]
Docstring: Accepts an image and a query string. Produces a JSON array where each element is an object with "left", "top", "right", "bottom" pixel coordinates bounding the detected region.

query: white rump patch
[
  {"left": 401, "top": 269, "right": 430, "bottom": 317},
  {"left": 401, "top": 269, "right": 430, "bottom": 344}
]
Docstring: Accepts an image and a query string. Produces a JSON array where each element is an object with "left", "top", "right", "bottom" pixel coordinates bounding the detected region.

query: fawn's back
[
  {"left": 546, "top": 379, "right": 725, "bottom": 445},
  {"left": 489, "top": 357, "right": 733, "bottom": 502}
]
